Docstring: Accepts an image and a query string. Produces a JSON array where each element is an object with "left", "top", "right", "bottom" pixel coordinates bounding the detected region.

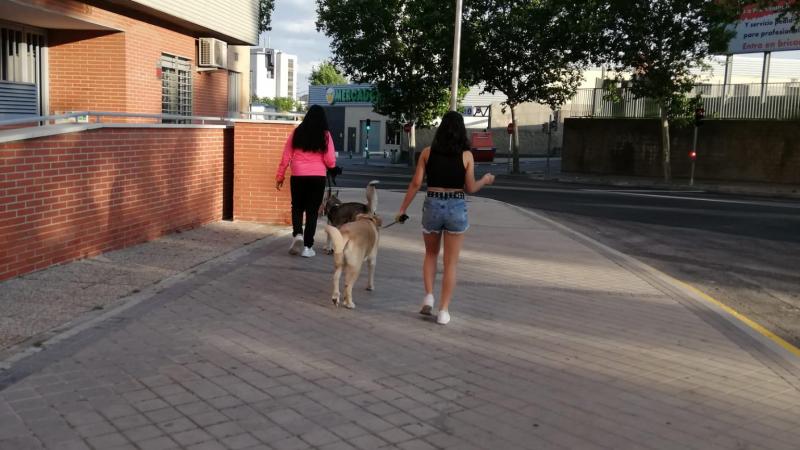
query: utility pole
[{"left": 449, "top": 0, "right": 463, "bottom": 111}]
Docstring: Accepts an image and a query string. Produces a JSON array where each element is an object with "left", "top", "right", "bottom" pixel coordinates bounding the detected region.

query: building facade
[
  {"left": 0, "top": 0, "right": 256, "bottom": 120},
  {"left": 308, "top": 84, "right": 503, "bottom": 156},
  {"left": 250, "top": 47, "right": 297, "bottom": 100}
]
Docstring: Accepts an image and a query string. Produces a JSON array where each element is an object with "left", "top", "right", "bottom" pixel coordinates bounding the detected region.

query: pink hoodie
[{"left": 275, "top": 130, "right": 337, "bottom": 182}]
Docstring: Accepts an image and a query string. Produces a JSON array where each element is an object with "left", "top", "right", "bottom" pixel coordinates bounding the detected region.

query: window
[
  {"left": 265, "top": 50, "right": 274, "bottom": 79},
  {"left": 287, "top": 58, "right": 294, "bottom": 98},
  {"left": 161, "top": 54, "right": 192, "bottom": 121},
  {"left": 385, "top": 122, "right": 401, "bottom": 145},
  {"left": 228, "top": 71, "right": 241, "bottom": 116},
  {"left": 1, "top": 23, "right": 45, "bottom": 117}
]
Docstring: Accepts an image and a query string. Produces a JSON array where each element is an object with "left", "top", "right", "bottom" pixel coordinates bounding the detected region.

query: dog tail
[
  {"left": 366, "top": 180, "right": 379, "bottom": 214},
  {"left": 325, "top": 225, "right": 346, "bottom": 265}
]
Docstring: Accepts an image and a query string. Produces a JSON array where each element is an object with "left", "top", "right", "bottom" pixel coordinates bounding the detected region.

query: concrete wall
[
  {"left": 131, "top": 0, "right": 259, "bottom": 45},
  {"left": 562, "top": 118, "right": 800, "bottom": 184}
]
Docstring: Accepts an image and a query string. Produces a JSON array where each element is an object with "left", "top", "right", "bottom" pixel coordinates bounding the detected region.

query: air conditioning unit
[{"left": 198, "top": 38, "right": 228, "bottom": 69}]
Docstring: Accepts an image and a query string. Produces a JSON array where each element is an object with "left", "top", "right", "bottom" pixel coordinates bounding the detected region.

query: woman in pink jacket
[{"left": 275, "top": 105, "right": 337, "bottom": 257}]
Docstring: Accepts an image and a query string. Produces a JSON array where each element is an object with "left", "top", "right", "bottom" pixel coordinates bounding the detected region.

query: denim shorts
[{"left": 421, "top": 197, "right": 469, "bottom": 234}]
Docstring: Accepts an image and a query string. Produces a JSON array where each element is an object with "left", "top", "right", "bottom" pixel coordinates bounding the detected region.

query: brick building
[
  {"left": 0, "top": 0, "right": 256, "bottom": 119},
  {"left": 0, "top": 1, "right": 297, "bottom": 282}
]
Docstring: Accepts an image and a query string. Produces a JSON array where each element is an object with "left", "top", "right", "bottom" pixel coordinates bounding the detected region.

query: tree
[
  {"left": 253, "top": 96, "right": 297, "bottom": 112},
  {"left": 316, "top": 0, "right": 473, "bottom": 161},
  {"left": 469, "top": 0, "right": 603, "bottom": 173},
  {"left": 258, "top": 0, "right": 276, "bottom": 33},
  {"left": 309, "top": 61, "right": 348, "bottom": 86},
  {"left": 602, "top": 0, "right": 739, "bottom": 182}
]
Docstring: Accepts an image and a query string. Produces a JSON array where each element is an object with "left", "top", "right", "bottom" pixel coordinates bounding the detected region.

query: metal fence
[{"left": 568, "top": 82, "right": 800, "bottom": 120}]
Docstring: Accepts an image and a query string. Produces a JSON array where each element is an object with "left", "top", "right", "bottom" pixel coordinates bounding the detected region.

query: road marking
[
  {"left": 674, "top": 279, "right": 800, "bottom": 359},
  {"left": 600, "top": 189, "right": 706, "bottom": 193},
  {"left": 580, "top": 189, "right": 800, "bottom": 209},
  {"left": 342, "top": 175, "right": 800, "bottom": 208}
]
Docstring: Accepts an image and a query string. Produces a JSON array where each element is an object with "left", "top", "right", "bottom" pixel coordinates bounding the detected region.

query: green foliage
[
  {"left": 253, "top": 96, "right": 297, "bottom": 112},
  {"left": 316, "top": 0, "right": 474, "bottom": 126},
  {"left": 309, "top": 61, "right": 348, "bottom": 86},
  {"left": 258, "top": 0, "right": 275, "bottom": 33},
  {"left": 602, "top": 1, "right": 736, "bottom": 109},
  {"left": 469, "top": 0, "right": 601, "bottom": 110},
  {"left": 601, "top": 0, "right": 741, "bottom": 180}
]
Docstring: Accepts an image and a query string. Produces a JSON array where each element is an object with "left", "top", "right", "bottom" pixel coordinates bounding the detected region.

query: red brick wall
[
  {"left": 194, "top": 70, "right": 230, "bottom": 118},
  {"left": 0, "top": 127, "right": 228, "bottom": 281},
  {"left": 48, "top": 30, "right": 127, "bottom": 114},
  {"left": 43, "top": 0, "right": 228, "bottom": 117},
  {"left": 233, "top": 122, "right": 295, "bottom": 224}
]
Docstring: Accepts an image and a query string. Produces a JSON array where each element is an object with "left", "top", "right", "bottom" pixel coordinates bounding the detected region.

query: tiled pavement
[{"left": 1, "top": 190, "right": 799, "bottom": 450}]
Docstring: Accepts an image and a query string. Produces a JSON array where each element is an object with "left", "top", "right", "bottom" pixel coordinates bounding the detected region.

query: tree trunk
[
  {"left": 511, "top": 105, "right": 520, "bottom": 174},
  {"left": 660, "top": 108, "right": 671, "bottom": 182}
]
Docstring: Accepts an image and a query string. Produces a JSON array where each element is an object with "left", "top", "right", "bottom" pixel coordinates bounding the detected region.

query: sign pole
[
  {"left": 546, "top": 115, "right": 552, "bottom": 178},
  {"left": 690, "top": 125, "right": 698, "bottom": 187},
  {"left": 760, "top": 51, "right": 771, "bottom": 105}
]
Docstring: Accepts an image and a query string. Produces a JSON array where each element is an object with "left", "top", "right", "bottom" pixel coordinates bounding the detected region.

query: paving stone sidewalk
[
  {"left": 0, "top": 222, "right": 282, "bottom": 358},
  {"left": 1, "top": 190, "right": 799, "bottom": 450}
]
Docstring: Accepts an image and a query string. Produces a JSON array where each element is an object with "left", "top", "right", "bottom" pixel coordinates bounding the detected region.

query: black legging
[{"left": 290, "top": 176, "right": 326, "bottom": 248}]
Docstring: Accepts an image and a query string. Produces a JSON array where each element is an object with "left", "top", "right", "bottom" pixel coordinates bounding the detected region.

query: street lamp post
[{"left": 449, "top": 0, "right": 463, "bottom": 111}]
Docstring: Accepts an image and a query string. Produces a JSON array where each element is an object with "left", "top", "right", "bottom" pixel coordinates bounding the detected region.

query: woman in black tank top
[{"left": 396, "top": 112, "right": 495, "bottom": 325}]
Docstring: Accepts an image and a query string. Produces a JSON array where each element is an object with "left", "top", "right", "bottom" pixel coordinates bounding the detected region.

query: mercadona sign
[{"left": 326, "top": 87, "right": 378, "bottom": 105}]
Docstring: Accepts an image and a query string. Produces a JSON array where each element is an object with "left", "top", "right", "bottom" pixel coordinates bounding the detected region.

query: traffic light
[
  {"left": 366, "top": 119, "right": 371, "bottom": 131},
  {"left": 689, "top": 150, "right": 697, "bottom": 160},
  {"left": 694, "top": 107, "right": 705, "bottom": 126}
]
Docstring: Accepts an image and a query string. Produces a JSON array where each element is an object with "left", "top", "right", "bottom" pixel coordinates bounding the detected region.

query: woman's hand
[
  {"left": 482, "top": 173, "right": 495, "bottom": 186},
  {"left": 276, "top": 180, "right": 284, "bottom": 191}
]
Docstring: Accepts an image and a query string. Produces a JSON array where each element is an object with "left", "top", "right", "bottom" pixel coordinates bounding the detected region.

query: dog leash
[{"left": 383, "top": 214, "right": 409, "bottom": 229}]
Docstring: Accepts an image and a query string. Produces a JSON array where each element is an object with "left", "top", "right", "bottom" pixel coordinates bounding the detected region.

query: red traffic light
[{"left": 689, "top": 150, "right": 697, "bottom": 160}]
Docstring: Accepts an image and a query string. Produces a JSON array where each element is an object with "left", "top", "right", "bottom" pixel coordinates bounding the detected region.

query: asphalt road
[{"left": 332, "top": 164, "right": 800, "bottom": 348}]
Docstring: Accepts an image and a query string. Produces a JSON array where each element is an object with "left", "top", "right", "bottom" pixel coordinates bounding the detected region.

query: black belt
[{"left": 427, "top": 191, "right": 465, "bottom": 199}]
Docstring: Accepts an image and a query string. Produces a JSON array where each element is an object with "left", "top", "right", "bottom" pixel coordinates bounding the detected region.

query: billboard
[{"left": 726, "top": 2, "right": 800, "bottom": 54}]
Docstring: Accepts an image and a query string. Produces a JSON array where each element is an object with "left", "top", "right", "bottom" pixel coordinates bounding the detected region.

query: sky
[
  {"left": 257, "top": 1, "right": 800, "bottom": 96},
  {"left": 259, "top": 0, "right": 333, "bottom": 97}
]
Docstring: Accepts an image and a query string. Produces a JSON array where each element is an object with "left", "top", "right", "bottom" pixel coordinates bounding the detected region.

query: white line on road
[
  {"left": 579, "top": 189, "right": 800, "bottom": 209},
  {"left": 341, "top": 173, "right": 800, "bottom": 209}
]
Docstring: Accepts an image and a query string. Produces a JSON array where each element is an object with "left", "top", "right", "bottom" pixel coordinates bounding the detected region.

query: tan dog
[{"left": 324, "top": 213, "right": 382, "bottom": 309}]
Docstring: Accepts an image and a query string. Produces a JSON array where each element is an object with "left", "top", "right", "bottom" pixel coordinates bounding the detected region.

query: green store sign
[{"left": 326, "top": 87, "right": 378, "bottom": 105}]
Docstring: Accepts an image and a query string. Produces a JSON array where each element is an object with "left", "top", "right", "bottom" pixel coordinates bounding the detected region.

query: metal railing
[
  {"left": 0, "top": 110, "right": 304, "bottom": 128},
  {"left": 568, "top": 82, "right": 800, "bottom": 120}
]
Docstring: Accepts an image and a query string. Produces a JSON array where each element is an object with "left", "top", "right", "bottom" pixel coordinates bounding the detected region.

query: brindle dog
[{"left": 322, "top": 180, "right": 379, "bottom": 254}]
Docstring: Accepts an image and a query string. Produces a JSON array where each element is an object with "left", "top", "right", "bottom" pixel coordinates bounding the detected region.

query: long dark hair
[
  {"left": 431, "top": 111, "right": 470, "bottom": 157},
  {"left": 292, "top": 105, "right": 330, "bottom": 153}
]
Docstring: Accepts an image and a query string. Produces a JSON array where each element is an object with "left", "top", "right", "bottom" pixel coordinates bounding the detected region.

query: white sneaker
[
  {"left": 301, "top": 247, "right": 316, "bottom": 258},
  {"left": 420, "top": 294, "right": 435, "bottom": 316},
  {"left": 289, "top": 235, "right": 303, "bottom": 255},
  {"left": 437, "top": 310, "right": 450, "bottom": 325}
]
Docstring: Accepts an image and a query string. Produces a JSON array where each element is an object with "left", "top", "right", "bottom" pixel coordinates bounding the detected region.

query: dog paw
[
  {"left": 344, "top": 302, "right": 356, "bottom": 309},
  {"left": 366, "top": 285, "right": 374, "bottom": 291},
  {"left": 331, "top": 295, "right": 340, "bottom": 306}
]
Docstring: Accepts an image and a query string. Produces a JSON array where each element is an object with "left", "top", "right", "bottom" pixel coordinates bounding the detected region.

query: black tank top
[{"left": 425, "top": 151, "right": 466, "bottom": 189}]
